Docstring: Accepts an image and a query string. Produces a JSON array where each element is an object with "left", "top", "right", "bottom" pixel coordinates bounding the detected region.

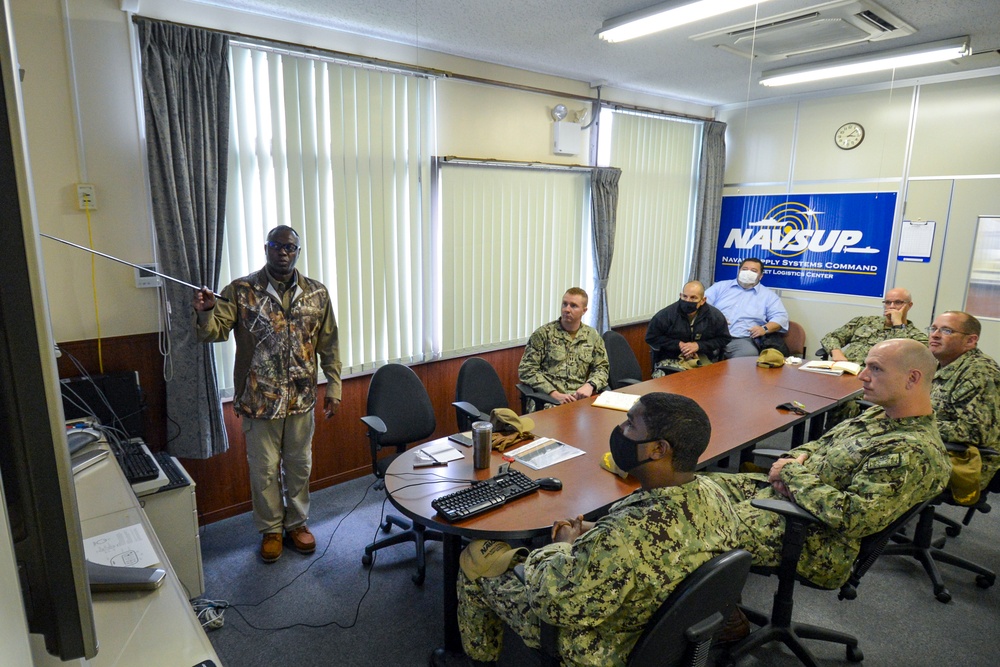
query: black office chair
[
  {"left": 880, "top": 442, "right": 997, "bottom": 602},
  {"left": 721, "top": 497, "right": 927, "bottom": 667},
  {"left": 530, "top": 549, "right": 752, "bottom": 667},
  {"left": 453, "top": 357, "right": 509, "bottom": 431},
  {"left": 602, "top": 330, "right": 642, "bottom": 390},
  {"left": 360, "top": 363, "right": 443, "bottom": 584}
]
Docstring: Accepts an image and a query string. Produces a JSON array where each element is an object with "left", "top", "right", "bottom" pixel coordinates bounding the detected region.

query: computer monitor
[{"left": 0, "top": 6, "right": 98, "bottom": 659}]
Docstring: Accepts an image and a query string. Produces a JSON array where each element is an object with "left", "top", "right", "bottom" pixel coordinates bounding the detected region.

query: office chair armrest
[
  {"left": 815, "top": 346, "right": 829, "bottom": 360},
  {"left": 750, "top": 448, "right": 786, "bottom": 462},
  {"left": 750, "top": 498, "right": 820, "bottom": 525},
  {"left": 942, "top": 441, "right": 999, "bottom": 458},
  {"left": 618, "top": 378, "right": 641, "bottom": 387},
  {"left": 360, "top": 415, "right": 387, "bottom": 436},
  {"left": 452, "top": 401, "right": 487, "bottom": 423},
  {"left": 686, "top": 611, "right": 724, "bottom": 645},
  {"left": 516, "top": 383, "right": 561, "bottom": 408}
]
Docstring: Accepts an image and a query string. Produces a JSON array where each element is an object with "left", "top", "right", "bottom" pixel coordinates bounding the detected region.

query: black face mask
[
  {"left": 678, "top": 300, "right": 699, "bottom": 315},
  {"left": 609, "top": 425, "right": 651, "bottom": 472}
]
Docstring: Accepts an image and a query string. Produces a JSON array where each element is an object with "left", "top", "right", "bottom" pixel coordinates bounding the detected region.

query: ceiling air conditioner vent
[
  {"left": 691, "top": 0, "right": 915, "bottom": 62},
  {"left": 856, "top": 10, "right": 897, "bottom": 33}
]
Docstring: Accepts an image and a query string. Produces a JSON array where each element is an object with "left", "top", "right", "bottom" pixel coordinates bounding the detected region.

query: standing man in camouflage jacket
[
  {"left": 518, "top": 287, "right": 609, "bottom": 410},
  {"left": 928, "top": 311, "right": 1000, "bottom": 502},
  {"left": 820, "top": 287, "right": 927, "bottom": 365},
  {"left": 710, "top": 338, "right": 950, "bottom": 588},
  {"left": 431, "top": 393, "right": 743, "bottom": 667},
  {"left": 194, "top": 225, "right": 341, "bottom": 563}
]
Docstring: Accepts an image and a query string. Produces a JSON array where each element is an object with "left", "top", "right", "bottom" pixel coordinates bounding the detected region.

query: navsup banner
[{"left": 715, "top": 193, "right": 896, "bottom": 297}]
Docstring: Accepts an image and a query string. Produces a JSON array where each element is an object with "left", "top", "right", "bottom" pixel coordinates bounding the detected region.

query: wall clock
[{"left": 835, "top": 122, "right": 865, "bottom": 150}]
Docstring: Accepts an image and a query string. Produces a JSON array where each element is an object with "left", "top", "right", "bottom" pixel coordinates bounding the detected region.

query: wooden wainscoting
[{"left": 56, "top": 322, "right": 651, "bottom": 525}]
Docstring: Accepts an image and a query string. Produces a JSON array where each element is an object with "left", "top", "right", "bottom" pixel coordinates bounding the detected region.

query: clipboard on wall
[{"left": 897, "top": 220, "right": 935, "bottom": 263}]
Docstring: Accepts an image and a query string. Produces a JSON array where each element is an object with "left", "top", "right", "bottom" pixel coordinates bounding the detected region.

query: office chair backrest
[
  {"left": 602, "top": 330, "right": 643, "bottom": 390},
  {"left": 784, "top": 321, "right": 807, "bottom": 357},
  {"left": 628, "top": 549, "right": 752, "bottom": 667},
  {"left": 366, "top": 362, "right": 436, "bottom": 455},
  {"left": 842, "top": 499, "right": 928, "bottom": 599},
  {"left": 455, "top": 358, "right": 509, "bottom": 430}
]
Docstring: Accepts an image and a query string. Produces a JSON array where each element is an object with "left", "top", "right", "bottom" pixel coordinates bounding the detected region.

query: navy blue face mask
[{"left": 609, "top": 424, "right": 651, "bottom": 472}]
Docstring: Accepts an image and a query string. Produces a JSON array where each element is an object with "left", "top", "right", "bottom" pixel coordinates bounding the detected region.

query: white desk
[{"left": 32, "top": 446, "right": 220, "bottom": 667}]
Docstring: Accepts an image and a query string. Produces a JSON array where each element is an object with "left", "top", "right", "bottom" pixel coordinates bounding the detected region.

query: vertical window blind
[
  {"left": 603, "top": 110, "right": 702, "bottom": 324},
  {"left": 438, "top": 164, "right": 589, "bottom": 356},
  {"left": 217, "top": 45, "right": 434, "bottom": 392}
]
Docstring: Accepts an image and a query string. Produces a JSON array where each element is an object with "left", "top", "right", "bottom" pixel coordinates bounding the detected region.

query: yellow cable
[{"left": 85, "top": 204, "right": 103, "bottom": 373}]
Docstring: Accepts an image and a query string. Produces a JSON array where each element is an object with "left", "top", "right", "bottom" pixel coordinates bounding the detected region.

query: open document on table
[{"left": 505, "top": 437, "right": 585, "bottom": 470}]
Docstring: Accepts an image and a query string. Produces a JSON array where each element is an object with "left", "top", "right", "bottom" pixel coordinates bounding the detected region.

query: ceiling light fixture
[
  {"left": 760, "top": 36, "right": 970, "bottom": 87},
  {"left": 598, "top": 0, "right": 776, "bottom": 44}
]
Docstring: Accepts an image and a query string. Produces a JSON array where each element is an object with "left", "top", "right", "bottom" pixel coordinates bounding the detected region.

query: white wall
[
  {"left": 718, "top": 74, "right": 1000, "bottom": 360},
  {"left": 11, "top": 0, "right": 711, "bottom": 345}
]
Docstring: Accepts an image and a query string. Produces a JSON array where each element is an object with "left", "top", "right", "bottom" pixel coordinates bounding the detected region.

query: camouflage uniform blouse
[
  {"left": 932, "top": 347, "right": 1000, "bottom": 486},
  {"left": 820, "top": 315, "right": 928, "bottom": 365},
  {"left": 518, "top": 320, "right": 609, "bottom": 395},
  {"left": 711, "top": 406, "right": 950, "bottom": 589},
  {"left": 521, "top": 476, "right": 742, "bottom": 667},
  {"left": 196, "top": 267, "right": 341, "bottom": 419}
]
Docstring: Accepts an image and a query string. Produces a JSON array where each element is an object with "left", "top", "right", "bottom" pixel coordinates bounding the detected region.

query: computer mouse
[{"left": 537, "top": 477, "right": 563, "bottom": 491}]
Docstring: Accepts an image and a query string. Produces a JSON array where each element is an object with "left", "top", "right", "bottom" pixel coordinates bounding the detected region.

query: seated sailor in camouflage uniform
[
  {"left": 820, "top": 287, "right": 927, "bottom": 365},
  {"left": 928, "top": 311, "right": 1000, "bottom": 503},
  {"left": 433, "top": 393, "right": 743, "bottom": 667},
  {"left": 710, "top": 338, "right": 951, "bottom": 589},
  {"left": 518, "top": 287, "right": 609, "bottom": 410}
]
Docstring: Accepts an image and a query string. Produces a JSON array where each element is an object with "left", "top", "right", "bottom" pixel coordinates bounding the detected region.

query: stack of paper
[
  {"left": 414, "top": 442, "right": 465, "bottom": 467},
  {"left": 505, "top": 437, "right": 585, "bottom": 470},
  {"left": 592, "top": 391, "right": 641, "bottom": 412},
  {"left": 799, "top": 360, "right": 861, "bottom": 376}
]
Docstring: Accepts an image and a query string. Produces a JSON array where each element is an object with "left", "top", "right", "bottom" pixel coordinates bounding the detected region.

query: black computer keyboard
[
  {"left": 153, "top": 451, "right": 190, "bottom": 491},
  {"left": 115, "top": 440, "right": 159, "bottom": 484},
  {"left": 432, "top": 469, "right": 540, "bottom": 522}
]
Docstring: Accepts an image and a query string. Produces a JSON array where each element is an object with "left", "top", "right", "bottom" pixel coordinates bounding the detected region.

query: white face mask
[{"left": 738, "top": 269, "right": 759, "bottom": 286}]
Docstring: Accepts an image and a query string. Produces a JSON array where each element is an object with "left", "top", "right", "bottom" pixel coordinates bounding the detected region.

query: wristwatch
[{"left": 587, "top": 381, "right": 598, "bottom": 392}]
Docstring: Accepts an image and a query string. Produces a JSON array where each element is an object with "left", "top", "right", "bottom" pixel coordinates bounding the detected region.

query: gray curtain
[
  {"left": 689, "top": 120, "right": 727, "bottom": 285},
  {"left": 590, "top": 167, "right": 622, "bottom": 333},
  {"left": 138, "top": 19, "right": 229, "bottom": 458}
]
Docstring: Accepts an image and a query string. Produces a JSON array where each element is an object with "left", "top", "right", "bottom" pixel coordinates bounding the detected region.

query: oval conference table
[{"left": 382, "top": 357, "right": 862, "bottom": 652}]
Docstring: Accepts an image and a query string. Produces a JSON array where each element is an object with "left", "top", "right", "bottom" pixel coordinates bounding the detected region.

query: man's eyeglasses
[
  {"left": 882, "top": 299, "right": 910, "bottom": 307},
  {"left": 266, "top": 241, "right": 299, "bottom": 253},
  {"left": 925, "top": 326, "right": 971, "bottom": 336}
]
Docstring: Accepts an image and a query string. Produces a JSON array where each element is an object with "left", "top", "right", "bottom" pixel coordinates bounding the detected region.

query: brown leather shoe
[
  {"left": 260, "top": 532, "right": 283, "bottom": 563},
  {"left": 287, "top": 525, "right": 316, "bottom": 554},
  {"left": 717, "top": 606, "right": 751, "bottom": 644}
]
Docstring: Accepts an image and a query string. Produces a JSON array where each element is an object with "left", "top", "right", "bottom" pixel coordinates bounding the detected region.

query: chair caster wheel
[
  {"left": 847, "top": 645, "right": 864, "bottom": 662},
  {"left": 934, "top": 589, "right": 951, "bottom": 603},
  {"left": 411, "top": 571, "right": 425, "bottom": 585},
  {"left": 945, "top": 525, "right": 961, "bottom": 537},
  {"left": 380, "top": 520, "right": 393, "bottom": 533},
  {"left": 361, "top": 553, "right": 373, "bottom": 567},
  {"left": 976, "top": 574, "right": 995, "bottom": 588}
]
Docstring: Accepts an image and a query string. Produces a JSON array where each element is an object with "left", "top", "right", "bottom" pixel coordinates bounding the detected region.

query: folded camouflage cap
[
  {"left": 756, "top": 348, "right": 785, "bottom": 368},
  {"left": 459, "top": 539, "right": 528, "bottom": 580},
  {"left": 489, "top": 408, "right": 535, "bottom": 435}
]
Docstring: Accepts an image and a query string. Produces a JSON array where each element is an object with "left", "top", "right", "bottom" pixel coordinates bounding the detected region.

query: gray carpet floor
[{"left": 198, "top": 435, "right": 1000, "bottom": 666}]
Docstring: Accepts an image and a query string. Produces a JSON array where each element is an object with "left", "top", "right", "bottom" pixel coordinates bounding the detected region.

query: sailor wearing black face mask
[
  {"left": 645, "top": 280, "right": 731, "bottom": 376},
  {"left": 443, "top": 392, "right": 743, "bottom": 667}
]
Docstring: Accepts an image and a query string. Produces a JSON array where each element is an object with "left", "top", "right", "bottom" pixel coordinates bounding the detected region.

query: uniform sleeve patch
[{"left": 865, "top": 453, "right": 902, "bottom": 471}]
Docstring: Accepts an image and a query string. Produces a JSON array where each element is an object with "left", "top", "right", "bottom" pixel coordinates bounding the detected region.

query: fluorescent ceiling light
[
  {"left": 599, "top": 0, "right": 776, "bottom": 43},
  {"left": 760, "top": 37, "right": 970, "bottom": 87}
]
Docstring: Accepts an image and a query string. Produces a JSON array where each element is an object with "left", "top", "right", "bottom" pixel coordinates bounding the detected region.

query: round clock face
[{"left": 835, "top": 122, "right": 865, "bottom": 150}]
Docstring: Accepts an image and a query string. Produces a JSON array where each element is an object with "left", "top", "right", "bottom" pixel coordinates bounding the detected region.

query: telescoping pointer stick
[{"left": 39, "top": 233, "right": 230, "bottom": 302}]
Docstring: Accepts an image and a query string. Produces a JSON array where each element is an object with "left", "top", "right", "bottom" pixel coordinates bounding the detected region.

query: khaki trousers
[{"left": 243, "top": 411, "right": 316, "bottom": 534}]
